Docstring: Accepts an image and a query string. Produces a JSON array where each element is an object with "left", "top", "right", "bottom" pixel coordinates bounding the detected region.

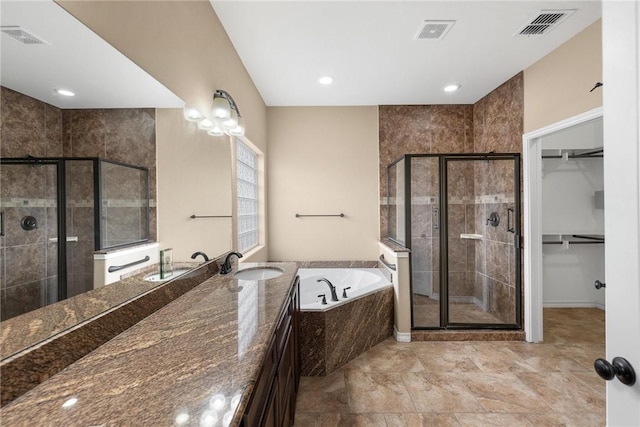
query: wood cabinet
[{"left": 243, "top": 276, "right": 300, "bottom": 427}]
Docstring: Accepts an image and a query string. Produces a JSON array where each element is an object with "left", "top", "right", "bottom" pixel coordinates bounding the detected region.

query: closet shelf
[{"left": 542, "top": 234, "right": 604, "bottom": 245}]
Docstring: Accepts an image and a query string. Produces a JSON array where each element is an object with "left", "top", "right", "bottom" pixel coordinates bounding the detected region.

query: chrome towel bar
[{"left": 108, "top": 256, "right": 150, "bottom": 273}]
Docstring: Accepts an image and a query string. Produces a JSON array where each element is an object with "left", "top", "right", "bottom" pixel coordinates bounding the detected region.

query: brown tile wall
[
  {"left": 379, "top": 72, "right": 524, "bottom": 326},
  {"left": 0, "top": 87, "right": 156, "bottom": 320}
]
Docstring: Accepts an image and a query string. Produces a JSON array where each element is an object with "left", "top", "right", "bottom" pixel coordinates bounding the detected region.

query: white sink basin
[
  {"left": 234, "top": 267, "right": 284, "bottom": 281},
  {"left": 144, "top": 269, "right": 191, "bottom": 282}
]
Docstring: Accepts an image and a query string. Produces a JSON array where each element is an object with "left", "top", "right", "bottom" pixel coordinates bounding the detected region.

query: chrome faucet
[
  {"left": 317, "top": 278, "right": 339, "bottom": 302},
  {"left": 220, "top": 251, "right": 243, "bottom": 275},
  {"left": 190, "top": 251, "right": 209, "bottom": 262}
]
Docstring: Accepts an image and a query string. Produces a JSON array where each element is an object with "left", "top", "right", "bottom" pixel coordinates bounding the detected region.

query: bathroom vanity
[{"left": 0, "top": 262, "right": 300, "bottom": 427}]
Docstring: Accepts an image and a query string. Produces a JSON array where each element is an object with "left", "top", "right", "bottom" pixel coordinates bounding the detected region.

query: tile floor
[
  {"left": 412, "top": 294, "right": 506, "bottom": 326},
  {"left": 294, "top": 308, "right": 606, "bottom": 426}
]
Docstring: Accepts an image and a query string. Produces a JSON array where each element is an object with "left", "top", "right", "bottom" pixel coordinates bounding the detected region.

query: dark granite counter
[{"left": 0, "top": 262, "right": 298, "bottom": 426}]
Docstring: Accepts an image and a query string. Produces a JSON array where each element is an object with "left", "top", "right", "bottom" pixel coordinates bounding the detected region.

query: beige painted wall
[
  {"left": 156, "top": 109, "right": 232, "bottom": 261},
  {"left": 267, "top": 107, "right": 379, "bottom": 261},
  {"left": 58, "top": 1, "right": 267, "bottom": 261},
  {"left": 524, "top": 20, "right": 602, "bottom": 133}
]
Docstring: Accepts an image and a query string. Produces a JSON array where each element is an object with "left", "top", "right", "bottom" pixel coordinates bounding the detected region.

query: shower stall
[
  {"left": 0, "top": 157, "right": 150, "bottom": 321},
  {"left": 388, "top": 153, "right": 521, "bottom": 329}
]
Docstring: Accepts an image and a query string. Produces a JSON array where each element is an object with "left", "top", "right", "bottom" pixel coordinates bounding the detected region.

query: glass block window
[{"left": 237, "top": 140, "right": 259, "bottom": 252}]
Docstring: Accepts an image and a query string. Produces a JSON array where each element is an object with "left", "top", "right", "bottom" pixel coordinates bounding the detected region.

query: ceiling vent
[
  {"left": 515, "top": 10, "right": 575, "bottom": 36},
  {"left": 1, "top": 26, "right": 48, "bottom": 45},
  {"left": 415, "top": 20, "right": 455, "bottom": 40}
]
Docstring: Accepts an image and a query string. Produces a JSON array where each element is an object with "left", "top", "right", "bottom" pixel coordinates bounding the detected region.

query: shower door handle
[{"left": 507, "top": 207, "right": 515, "bottom": 233}]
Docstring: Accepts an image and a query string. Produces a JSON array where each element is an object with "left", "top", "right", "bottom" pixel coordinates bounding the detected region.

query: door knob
[
  {"left": 594, "top": 357, "right": 636, "bottom": 386},
  {"left": 594, "top": 280, "right": 606, "bottom": 289}
]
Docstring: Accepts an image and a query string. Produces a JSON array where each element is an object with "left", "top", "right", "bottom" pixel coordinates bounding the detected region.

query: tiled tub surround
[
  {"left": 0, "top": 86, "right": 157, "bottom": 319},
  {"left": 0, "top": 262, "right": 298, "bottom": 426},
  {"left": 0, "top": 260, "right": 219, "bottom": 406},
  {"left": 298, "top": 269, "right": 393, "bottom": 376}
]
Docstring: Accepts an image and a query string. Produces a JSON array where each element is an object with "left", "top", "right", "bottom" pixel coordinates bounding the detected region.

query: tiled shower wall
[
  {"left": 379, "top": 72, "right": 523, "bottom": 324},
  {"left": 0, "top": 86, "right": 156, "bottom": 320}
]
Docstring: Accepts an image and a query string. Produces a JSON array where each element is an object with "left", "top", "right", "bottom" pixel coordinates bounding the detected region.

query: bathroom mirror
[{"left": 0, "top": 0, "right": 233, "bottom": 358}]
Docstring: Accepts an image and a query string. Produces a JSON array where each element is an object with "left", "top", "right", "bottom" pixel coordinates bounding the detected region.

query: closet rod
[{"left": 542, "top": 148, "right": 603, "bottom": 159}]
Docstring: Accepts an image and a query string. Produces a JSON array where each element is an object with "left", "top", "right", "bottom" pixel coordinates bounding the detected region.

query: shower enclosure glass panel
[
  {"left": 100, "top": 160, "right": 150, "bottom": 249},
  {"left": 0, "top": 162, "right": 61, "bottom": 320},
  {"left": 66, "top": 160, "right": 95, "bottom": 298},
  {"left": 445, "top": 157, "right": 519, "bottom": 325},
  {"left": 408, "top": 156, "right": 440, "bottom": 327},
  {"left": 387, "top": 158, "right": 406, "bottom": 245}
]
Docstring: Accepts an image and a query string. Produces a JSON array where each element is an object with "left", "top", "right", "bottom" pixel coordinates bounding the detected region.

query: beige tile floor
[
  {"left": 412, "top": 294, "right": 505, "bottom": 326},
  {"left": 294, "top": 308, "right": 606, "bottom": 426}
]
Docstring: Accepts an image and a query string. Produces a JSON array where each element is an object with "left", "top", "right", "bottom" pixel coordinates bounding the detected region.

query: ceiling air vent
[
  {"left": 515, "top": 10, "right": 575, "bottom": 36},
  {"left": 415, "top": 20, "right": 455, "bottom": 40},
  {"left": 1, "top": 26, "right": 47, "bottom": 45}
]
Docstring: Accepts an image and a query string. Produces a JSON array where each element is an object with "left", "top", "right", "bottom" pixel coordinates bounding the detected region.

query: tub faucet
[
  {"left": 317, "top": 278, "right": 339, "bottom": 302},
  {"left": 190, "top": 251, "right": 209, "bottom": 262},
  {"left": 220, "top": 251, "right": 243, "bottom": 275}
]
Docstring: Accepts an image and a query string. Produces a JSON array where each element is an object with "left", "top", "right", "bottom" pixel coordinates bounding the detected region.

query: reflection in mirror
[{"left": 0, "top": 0, "right": 182, "bottom": 343}]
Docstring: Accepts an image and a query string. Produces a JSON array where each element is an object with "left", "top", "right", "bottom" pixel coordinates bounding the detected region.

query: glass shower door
[
  {"left": 0, "top": 161, "right": 61, "bottom": 320},
  {"left": 444, "top": 155, "right": 521, "bottom": 327}
]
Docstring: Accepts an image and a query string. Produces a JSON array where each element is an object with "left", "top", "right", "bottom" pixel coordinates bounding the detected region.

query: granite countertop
[{"left": 0, "top": 262, "right": 299, "bottom": 427}]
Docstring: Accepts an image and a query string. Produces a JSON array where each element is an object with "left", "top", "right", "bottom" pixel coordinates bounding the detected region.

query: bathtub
[{"left": 297, "top": 268, "right": 391, "bottom": 311}]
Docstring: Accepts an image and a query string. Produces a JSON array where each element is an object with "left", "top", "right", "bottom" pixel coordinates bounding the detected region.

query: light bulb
[
  {"left": 208, "top": 121, "right": 225, "bottom": 136},
  {"left": 222, "top": 108, "right": 238, "bottom": 129},
  {"left": 198, "top": 118, "right": 214, "bottom": 131},
  {"left": 183, "top": 107, "right": 203, "bottom": 122},
  {"left": 212, "top": 95, "right": 231, "bottom": 120},
  {"left": 229, "top": 116, "right": 245, "bottom": 136}
]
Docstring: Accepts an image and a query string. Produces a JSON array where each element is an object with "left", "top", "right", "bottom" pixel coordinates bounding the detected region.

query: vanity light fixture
[
  {"left": 183, "top": 90, "right": 245, "bottom": 137},
  {"left": 443, "top": 84, "right": 461, "bottom": 92},
  {"left": 54, "top": 88, "right": 75, "bottom": 97}
]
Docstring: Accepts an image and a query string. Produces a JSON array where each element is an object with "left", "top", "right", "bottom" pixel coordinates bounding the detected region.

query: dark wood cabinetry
[{"left": 243, "top": 276, "right": 300, "bottom": 427}]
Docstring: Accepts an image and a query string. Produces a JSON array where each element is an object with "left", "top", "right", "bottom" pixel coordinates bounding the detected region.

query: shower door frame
[
  {"left": 0, "top": 158, "right": 68, "bottom": 301},
  {"left": 389, "top": 153, "right": 522, "bottom": 330}
]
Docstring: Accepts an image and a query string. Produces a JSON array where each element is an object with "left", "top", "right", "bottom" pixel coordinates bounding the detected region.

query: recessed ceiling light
[
  {"left": 54, "top": 88, "right": 75, "bottom": 97},
  {"left": 318, "top": 76, "right": 333, "bottom": 85},
  {"left": 443, "top": 84, "right": 461, "bottom": 93}
]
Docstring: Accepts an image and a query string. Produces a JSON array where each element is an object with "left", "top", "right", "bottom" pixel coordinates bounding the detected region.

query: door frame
[{"left": 522, "top": 106, "right": 603, "bottom": 343}]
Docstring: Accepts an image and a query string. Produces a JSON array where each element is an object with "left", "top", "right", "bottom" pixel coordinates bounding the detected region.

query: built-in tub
[
  {"left": 297, "top": 268, "right": 393, "bottom": 376},
  {"left": 298, "top": 268, "right": 391, "bottom": 311}
]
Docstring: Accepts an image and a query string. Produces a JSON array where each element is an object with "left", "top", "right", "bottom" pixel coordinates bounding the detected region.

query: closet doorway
[{"left": 523, "top": 108, "right": 604, "bottom": 343}]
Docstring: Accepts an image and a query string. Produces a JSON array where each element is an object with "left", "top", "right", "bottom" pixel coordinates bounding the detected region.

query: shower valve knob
[{"left": 21, "top": 215, "right": 38, "bottom": 231}]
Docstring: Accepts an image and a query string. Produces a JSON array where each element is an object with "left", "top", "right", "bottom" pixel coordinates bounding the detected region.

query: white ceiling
[
  {"left": 0, "top": 1, "right": 183, "bottom": 109},
  {"left": 211, "top": 1, "right": 602, "bottom": 106}
]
